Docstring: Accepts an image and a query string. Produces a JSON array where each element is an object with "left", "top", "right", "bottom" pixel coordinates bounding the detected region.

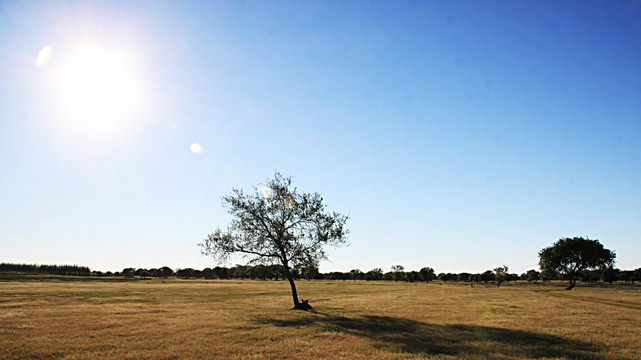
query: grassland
[{"left": 1, "top": 278, "right": 639, "bottom": 359}]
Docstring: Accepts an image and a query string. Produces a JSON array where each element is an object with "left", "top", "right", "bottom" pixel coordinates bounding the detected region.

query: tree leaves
[
  {"left": 199, "top": 172, "right": 349, "bottom": 268},
  {"left": 538, "top": 237, "right": 615, "bottom": 288}
]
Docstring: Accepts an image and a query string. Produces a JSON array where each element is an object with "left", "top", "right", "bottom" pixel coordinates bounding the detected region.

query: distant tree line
[
  {"left": 0, "top": 263, "right": 92, "bottom": 276},
  {"left": 103, "top": 264, "right": 641, "bottom": 285},
  {"left": 3, "top": 263, "right": 640, "bottom": 285}
]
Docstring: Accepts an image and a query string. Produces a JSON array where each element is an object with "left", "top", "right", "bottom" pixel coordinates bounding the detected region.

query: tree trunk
[
  {"left": 565, "top": 278, "right": 576, "bottom": 290},
  {"left": 282, "top": 263, "right": 311, "bottom": 310},
  {"left": 287, "top": 268, "right": 311, "bottom": 310},
  {"left": 275, "top": 240, "right": 311, "bottom": 310}
]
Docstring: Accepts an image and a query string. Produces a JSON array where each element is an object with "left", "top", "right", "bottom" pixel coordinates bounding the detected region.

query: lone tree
[
  {"left": 199, "top": 172, "right": 349, "bottom": 310},
  {"left": 538, "top": 237, "right": 615, "bottom": 290},
  {"left": 493, "top": 265, "right": 509, "bottom": 287}
]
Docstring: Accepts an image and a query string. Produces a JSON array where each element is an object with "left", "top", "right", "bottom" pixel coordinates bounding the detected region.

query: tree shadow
[{"left": 254, "top": 312, "right": 614, "bottom": 359}]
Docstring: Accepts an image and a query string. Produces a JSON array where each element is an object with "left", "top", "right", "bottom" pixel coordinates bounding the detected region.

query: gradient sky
[{"left": 1, "top": 1, "right": 640, "bottom": 274}]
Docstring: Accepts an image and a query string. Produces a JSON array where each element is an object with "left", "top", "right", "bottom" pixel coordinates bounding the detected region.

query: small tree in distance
[
  {"left": 365, "top": 268, "right": 383, "bottom": 281},
  {"left": 438, "top": 273, "right": 455, "bottom": 283},
  {"left": 493, "top": 265, "right": 508, "bottom": 287},
  {"left": 525, "top": 269, "right": 540, "bottom": 283},
  {"left": 538, "top": 237, "right": 615, "bottom": 290},
  {"left": 298, "top": 260, "right": 320, "bottom": 281},
  {"left": 481, "top": 270, "right": 495, "bottom": 284},
  {"left": 601, "top": 266, "right": 619, "bottom": 285},
  {"left": 199, "top": 172, "right": 349, "bottom": 310},
  {"left": 122, "top": 268, "right": 134, "bottom": 278},
  {"left": 391, "top": 265, "right": 405, "bottom": 282},
  {"left": 419, "top": 267, "right": 436, "bottom": 282},
  {"left": 160, "top": 266, "right": 174, "bottom": 278}
]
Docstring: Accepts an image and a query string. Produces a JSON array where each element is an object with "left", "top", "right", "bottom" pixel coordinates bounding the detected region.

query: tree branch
[{"left": 234, "top": 245, "right": 282, "bottom": 261}]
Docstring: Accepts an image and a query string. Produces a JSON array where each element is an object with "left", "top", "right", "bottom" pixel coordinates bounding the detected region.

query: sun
[{"left": 50, "top": 44, "right": 145, "bottom": 134}]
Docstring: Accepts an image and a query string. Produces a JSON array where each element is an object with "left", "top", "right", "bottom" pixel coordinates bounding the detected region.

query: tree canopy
[
  {"left": 538, "top": 237, "right": 615, "bottom": 290},
  {"left": 199, "top": 172, "right": 349, "bottom": 309}
]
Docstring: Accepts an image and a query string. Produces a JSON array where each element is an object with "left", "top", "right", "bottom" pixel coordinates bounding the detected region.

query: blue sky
[{"left": 1, "top": 1, "right": 640, "bottom": 274}]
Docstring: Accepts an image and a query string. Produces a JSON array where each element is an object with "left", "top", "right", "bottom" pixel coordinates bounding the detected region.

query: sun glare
[
  {"left": 36, "top": 45, "right": 53, "bottom": 66},
  {"left": 260, "top": 186, "right": 273, "bottom": 199},
  {"left": 50, "top": 45, "right": 145, "bottom": 134},
  {"left": 190, "top": 143, "right": 204, "bottom": 154}
]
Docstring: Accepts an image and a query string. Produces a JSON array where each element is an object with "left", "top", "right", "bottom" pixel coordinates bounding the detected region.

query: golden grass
[{"left": 1, "top": 279, "right": 639, "bottom": 359}]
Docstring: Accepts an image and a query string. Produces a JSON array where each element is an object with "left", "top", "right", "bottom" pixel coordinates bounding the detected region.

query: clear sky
[{"left": 1, "top": 1, "right": 640, "bottom": 274}]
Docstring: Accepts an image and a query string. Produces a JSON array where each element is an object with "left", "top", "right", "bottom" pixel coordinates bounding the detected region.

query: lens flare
[
  {"left": 37, "top": 45, "right": 53, "bottom": 66},
  {"left": 190, "top": 143, "right": 203, "bottom": 154}
]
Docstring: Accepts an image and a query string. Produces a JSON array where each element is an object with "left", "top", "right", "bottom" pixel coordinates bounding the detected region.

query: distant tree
[
  {"left": 539, "top": 237, "right": 615, "bottom": 290},
  {"left": 298, "top": 260, "right": 320, "bottom": 281},
  {"left": 202, "top": 268, "right": 215, "bottom": 279},
  {"left": 480, "top": 270, "right": 495, "bottom": 284},
  {"left": 457, "top": 272, "right": 471, "bottom": 283},
  {"left": 365, "top": 268, "right": 384, "bottom": 281},
  {"left": 160, "top": 266, "right": 174, "bottom": 278},
  {"left": 328, "top": 272, "right": 348, "bottom": 281},
  {"left": 580, "top": 270, "right": 600, "bottom": 283},
  {"left": 438, "top": 273, "right": 455, "bottom": 283},
  {"left": 493, "top": 266, "right": 509, "bottom": 287},
  {"left": 213, "top": 266, "right": 229, "bottom": 279},
  {"left": 419, "top": 267, "right": 436, "bottom": 283},
  {"left": 176, "top": 268, "right": 195, "bottom": 279},
  {"left": 525, "top": 269, "right": 540, "bottom": 283},
  {"left": 519, "top": 272, "right": 527, "bottom": 281},
  {"left": 620, "top": 270, "right": 634, "bottom": 283},
  {"left": 249, "top": 265, "right": 266, "bottom": 280},
  {"left": 601, "top": 267, "right": 619, "bottom": 285},
  {"left": 349, "top": 269, "right": 365, "bottom": 280},
  {"left": 505, "top": 273, "right": 519, "bottom": 284},
  {"left": 267, "top": 264, "right": 286, "bottom": 280},
  {"left": 140, "top": 269, "right": 151, "bottom": 279},
  {"left": 122, "top": 268, "right": 135, "bottom": 278},
  {"left": 405, "top": 271, "right": 421, "bottom": 282},
  {"left": 231, "top": 265, "right": 249, "bottom": 279},
  {"left": 540, "top": 269, "right": 557, "bottom": 282},
  {"left": 199, "top": 173, "right": 349, "bottom": 310},
  {"left": 0, "top": 263, "right": 92, "bottom": 276},
  {"left": 391, "top": 265, "right": 405, "bottom": 282},
  {"left": 634, "top": 268, "right": 641, "bottom": 283},
  {"left": 466, "top": 274, "right": 477, "bottom": 284},
  {"left": 134, "top": 268, "right": 149, "bottom": 279}
]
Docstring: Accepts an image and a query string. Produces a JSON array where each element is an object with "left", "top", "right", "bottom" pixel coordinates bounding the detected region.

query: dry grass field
[{"left": 1, "top": 278, "right": 640, "bottom": 360}]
